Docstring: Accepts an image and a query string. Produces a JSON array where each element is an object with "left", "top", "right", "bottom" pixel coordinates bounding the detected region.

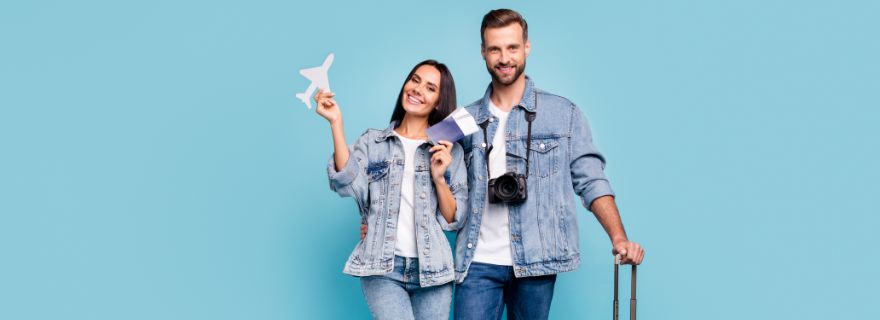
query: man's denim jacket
[
  {"left": 327, "top": 121, "right": 468, "bottom": 287},
  {"left": 455, "top": 76, "right": 615, "bottom": 282}
]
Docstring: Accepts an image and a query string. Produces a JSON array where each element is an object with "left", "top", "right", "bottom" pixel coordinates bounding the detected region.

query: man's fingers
[
  {"left": 626, "top": 244, "right": 637, "bottom": 260},
  {"left": 612, "top": 242, "right": 645, "bottom": 264}
]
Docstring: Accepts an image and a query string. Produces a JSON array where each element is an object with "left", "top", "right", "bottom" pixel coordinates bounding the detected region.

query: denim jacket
[
  {"left": 455, "top": 76, "right": 615, "bottom": 282},
  {"left": 327, "top": 121, "right": 468, "bottom": 287}
]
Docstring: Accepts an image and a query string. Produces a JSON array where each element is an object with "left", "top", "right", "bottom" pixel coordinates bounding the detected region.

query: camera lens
[{"left": 497, "top": 175, "right": 517, "bottom": 199}]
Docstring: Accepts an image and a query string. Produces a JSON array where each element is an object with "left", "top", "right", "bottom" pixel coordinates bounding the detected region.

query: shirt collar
[{"left": 473, "top": 75, "right": 537, "bottom": 124}]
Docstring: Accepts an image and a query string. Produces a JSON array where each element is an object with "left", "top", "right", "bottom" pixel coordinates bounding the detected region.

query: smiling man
[{"left": 452, "top": 9, "right": 645, "bottom": 320}]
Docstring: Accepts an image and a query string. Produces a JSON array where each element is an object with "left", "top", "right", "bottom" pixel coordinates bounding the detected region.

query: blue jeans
[
  {"left": 454, "top": 262, "right": 557, "bottom": 320},
  {"left": 361, "top": 256, "right": 452, "bottom": 320}
]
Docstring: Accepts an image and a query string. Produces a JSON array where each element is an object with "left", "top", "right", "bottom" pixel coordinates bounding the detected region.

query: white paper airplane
[{"left": 296, "top": 53, "right": 334, "bottom": 109}]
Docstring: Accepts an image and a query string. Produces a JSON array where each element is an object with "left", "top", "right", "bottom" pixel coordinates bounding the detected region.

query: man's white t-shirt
[
  {"left": 472, "top": 101, "right": 513, "bottom": 266},
  {"left": 393, "top": 132, "right": 425, "bottom": 258}
]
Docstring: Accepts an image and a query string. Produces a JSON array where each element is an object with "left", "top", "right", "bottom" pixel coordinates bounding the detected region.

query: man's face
[{"left": 481, "top": 24, "right": 530, "bottom": 86}]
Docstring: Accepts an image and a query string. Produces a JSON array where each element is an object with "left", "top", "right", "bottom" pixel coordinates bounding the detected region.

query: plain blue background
[{"left": 2, "top": 0, "right": 878, "bottom": 319}]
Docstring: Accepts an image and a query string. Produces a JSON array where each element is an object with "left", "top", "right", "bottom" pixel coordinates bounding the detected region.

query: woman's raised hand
[
  {"left": 314, "top": 89, "right": 342, "bottom": 125},
  {"left": 429, "top": 141, "right": 454, "bottom": 182}
]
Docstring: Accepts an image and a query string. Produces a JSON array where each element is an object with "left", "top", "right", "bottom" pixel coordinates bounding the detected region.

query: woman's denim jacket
[{"left": 327, "top": 121, "right": 468, "bottom": 287}]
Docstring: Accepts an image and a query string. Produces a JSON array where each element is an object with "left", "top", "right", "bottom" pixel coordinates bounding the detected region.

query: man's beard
[{"left": 487, "top": 61, "right": 526, "bottom": 86}]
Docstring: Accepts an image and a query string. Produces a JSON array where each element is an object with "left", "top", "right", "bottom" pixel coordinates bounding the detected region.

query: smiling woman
[
  {"left": 390, "top": 61, "right": 458, "bottom": 128},
  {"left": 314, "top": 59, "right": 468, "bottom": 320}
]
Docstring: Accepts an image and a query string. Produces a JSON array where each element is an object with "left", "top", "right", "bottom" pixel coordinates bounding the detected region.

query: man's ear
[{"left": 524, "top": 39, "right": 531, "bottom": 58}]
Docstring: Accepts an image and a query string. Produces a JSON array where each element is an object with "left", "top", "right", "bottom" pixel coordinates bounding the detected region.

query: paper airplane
[
  {"left": 296, "top": 53, "right": 334, "bottom": 109},
  {"left": 426, "top": 108, "right": 480, "bottom": 144}
]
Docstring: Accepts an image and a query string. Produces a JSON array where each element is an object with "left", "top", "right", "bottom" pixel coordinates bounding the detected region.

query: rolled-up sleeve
[
  {"left": 327, "top": 133, "right": 371, "bottom": 216},
  {"left": 568, "top": 104, "right": 615, "bottom": 210},
  {"left": 436, "top": 143, "right": 469, "bottom": 231}
]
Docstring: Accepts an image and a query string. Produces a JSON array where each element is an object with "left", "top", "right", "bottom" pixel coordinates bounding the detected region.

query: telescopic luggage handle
[{"left": 613, "top": 254, "right": 637, "bottom": 320}]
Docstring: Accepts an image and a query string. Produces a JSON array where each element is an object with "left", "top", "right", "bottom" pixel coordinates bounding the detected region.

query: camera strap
[
  {"left": 479, "top": 94, "right": 537, "bottom": 181},
  {"left": 524, "top": 108, "right": 536, "bottom": 178},
  {"left": 479, "top": 120, "right": 492, "bottom": 181}
]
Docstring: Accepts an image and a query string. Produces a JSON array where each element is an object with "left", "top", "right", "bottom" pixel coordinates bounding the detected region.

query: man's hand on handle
[{"left": 612, "top": 240, "right": 645, "bottom": 265}]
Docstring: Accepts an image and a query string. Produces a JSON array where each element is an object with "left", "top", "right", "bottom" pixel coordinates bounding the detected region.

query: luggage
[{"left": 613, "top": 254, "right": 637, "bottom": 320}]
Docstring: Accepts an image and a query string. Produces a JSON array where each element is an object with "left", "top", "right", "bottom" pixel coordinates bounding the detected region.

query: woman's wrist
[
  {"left": 432, "top": 174, "right": 448, "bottom": 186},
  {"left": 329, "top": 118, "right": 343, "bottom": 129}
]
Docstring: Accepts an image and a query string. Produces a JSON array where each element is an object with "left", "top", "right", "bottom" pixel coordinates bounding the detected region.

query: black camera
[
  {"left": 481, "top": 108, "right": 537, "bottom": 204},
  {"left": 488, "top": 172, "right": 528, "bottom": 203}
]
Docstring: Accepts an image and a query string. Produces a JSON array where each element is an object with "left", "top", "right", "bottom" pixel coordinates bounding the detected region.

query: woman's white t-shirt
[{"left": 393, "top": 132, "right": 426, "bottom": 258}]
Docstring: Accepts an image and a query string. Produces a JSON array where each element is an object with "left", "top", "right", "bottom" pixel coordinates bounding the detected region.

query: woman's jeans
[{"left": 361, "top": 255, "right": 452, "bottom": 320}]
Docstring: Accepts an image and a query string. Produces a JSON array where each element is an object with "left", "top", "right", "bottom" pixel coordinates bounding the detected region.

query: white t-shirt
[
  {"left": 473, "top": 102, "right": 513, "bottom": 266},
  {"left": 393, "top": 131, "right": 425, "bottom": 258}
]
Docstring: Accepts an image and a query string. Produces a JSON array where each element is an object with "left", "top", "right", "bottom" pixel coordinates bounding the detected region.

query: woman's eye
[{"left": 428, "top": 87, "right": 436, "bottom": 92}]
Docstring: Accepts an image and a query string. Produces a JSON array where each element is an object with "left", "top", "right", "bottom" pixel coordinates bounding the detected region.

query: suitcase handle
[{"left": 613, "top": 254, "right": 637, "bottom": 320}]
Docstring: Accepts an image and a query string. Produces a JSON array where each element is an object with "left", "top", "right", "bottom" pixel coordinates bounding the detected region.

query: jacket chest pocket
[
  {"left": 529, "top": 139, "right": 560, "bottom": 178},
  {"left": 463, "top": 144, "right": 486, "bottom": 182},
  {"left": 366, "top": 160, "right": 390, "bottom": 199}
]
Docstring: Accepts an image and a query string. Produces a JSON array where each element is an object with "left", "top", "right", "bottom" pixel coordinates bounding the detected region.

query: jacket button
[
  {"left": 489, "top": 118, "right": 494, "bottom": 123},
  {"left": 481, "top": 142, "right": 487, "bottom": 148},
  {"left": 420, "top": 192, "right": 426, "bottom": 199},
  {"left": 467, "top": 243, "right": 473, "bottom": 249},
  {"left": 539, "top": 143, "right": 545, "bottom": 150}
]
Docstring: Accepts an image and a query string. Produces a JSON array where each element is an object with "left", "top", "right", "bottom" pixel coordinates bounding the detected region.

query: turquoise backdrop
[{"left": 2, "top": 0, "right": 878, "bottom": 319}]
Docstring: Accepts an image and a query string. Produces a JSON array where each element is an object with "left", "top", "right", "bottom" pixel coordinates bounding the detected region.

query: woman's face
[{"left": 400, "top": 65, "right": 442, "bottom": 118}]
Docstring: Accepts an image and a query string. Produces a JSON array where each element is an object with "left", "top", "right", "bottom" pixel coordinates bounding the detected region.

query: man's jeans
[
  {"left": 454, "top": 262, "right": 557, "bottom": 320},
  {"left": 361, "top": 255, "right": 452, "bottom": 320}
]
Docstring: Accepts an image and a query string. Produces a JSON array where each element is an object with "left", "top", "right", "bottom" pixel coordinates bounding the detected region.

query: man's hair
[{"left": 480, "top": 9, "right": 528, "bottom": 46}]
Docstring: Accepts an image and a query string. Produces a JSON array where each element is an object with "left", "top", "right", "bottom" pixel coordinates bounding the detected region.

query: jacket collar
[
  {"left": 473, "top": 75, "right": 537, "bottom": 124},
  {"left": 375, "top": 121, "right": 398, "bottom": 142},
  {"left": 374, "top": 121, "right": 434, "bottom": 145}
]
